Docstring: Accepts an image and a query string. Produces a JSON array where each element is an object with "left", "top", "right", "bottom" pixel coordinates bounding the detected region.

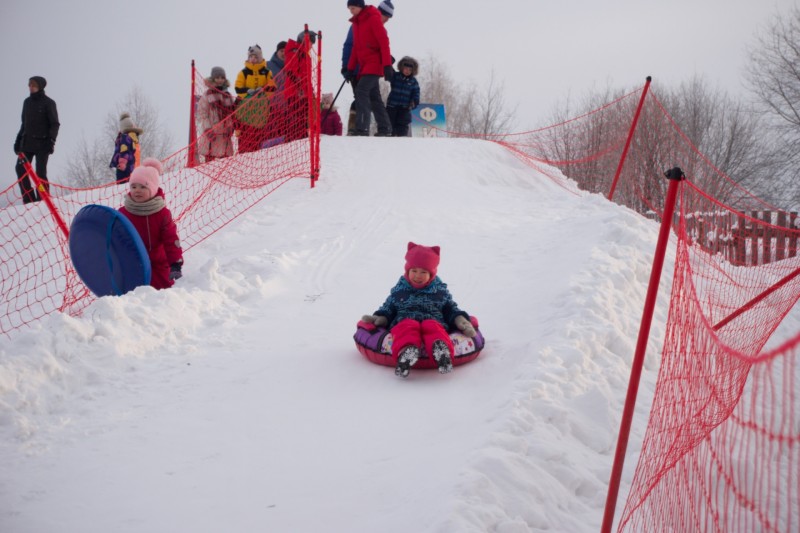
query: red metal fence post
[
  {"left": 600, "top": 166, "right": 685, "bottom": 533},
  {"left": 18, "top": 154, "right": 70, "bottom": 239},
  {"left": 608, "top": 76, "right": 652, "bottom": 201},
  {"left": 188, "top": 59, "right": 198, "bottom": 168},
  {"left": 300, "top": 25, "right": 318, "bottom": 189},
  {"left": 313, "top": 29, "right": 322, "bottom": 185}
]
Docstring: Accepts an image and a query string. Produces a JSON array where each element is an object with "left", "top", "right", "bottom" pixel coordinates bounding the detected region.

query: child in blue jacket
[
  {"left": 362, "top": 242, "right": 476, "bottom": 378},
  {"left": 385, "top": 56, "right": 420, "bottom": 137}
]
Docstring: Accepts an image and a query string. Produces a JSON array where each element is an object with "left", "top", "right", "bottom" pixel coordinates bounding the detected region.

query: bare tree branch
[{"left": 63, "top": 86, "right": 176, "bottom": 187}]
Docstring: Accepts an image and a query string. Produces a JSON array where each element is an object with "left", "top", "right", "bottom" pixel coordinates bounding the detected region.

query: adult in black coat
[{"left": 14, "top": 76, "right": 60, "bottom": 204}]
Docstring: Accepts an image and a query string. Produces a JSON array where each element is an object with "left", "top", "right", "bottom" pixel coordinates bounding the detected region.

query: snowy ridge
[{"left": 2, "top": 137, "right": 671, "bottom": 533}]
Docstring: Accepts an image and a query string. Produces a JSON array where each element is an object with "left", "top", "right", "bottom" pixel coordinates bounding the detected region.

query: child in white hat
[{"left": 110, "top": 112, "right": 143, "bottom": 182}]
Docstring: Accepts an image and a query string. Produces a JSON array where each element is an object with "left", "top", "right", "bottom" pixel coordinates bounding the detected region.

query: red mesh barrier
[
  {"left": 615, "top": 181, "right": 800, "bottom": 532},
  {"left": 0, "top": 31, "right": 320, "bottom": 337},
  {"left": 442, "top": 80, "right": 800, "bottom": 531}
]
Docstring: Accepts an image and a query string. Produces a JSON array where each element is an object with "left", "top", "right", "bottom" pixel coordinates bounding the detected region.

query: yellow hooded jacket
[{"left": 235, "top": 60, "right": 275, "bottom": 98}]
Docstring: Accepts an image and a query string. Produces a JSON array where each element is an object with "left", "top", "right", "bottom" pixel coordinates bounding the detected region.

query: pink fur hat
[
  {"left": 129, "top": 158, "right": 162, "bottom": 197},
  {"left": 404, "top": 242, "right": 440, "bottom": 278}
]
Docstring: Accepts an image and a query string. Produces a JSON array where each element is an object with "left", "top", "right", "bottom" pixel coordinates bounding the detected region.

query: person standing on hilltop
[
  {"left": 343, "top": 0, "right": 394, "bottom": 137},
  {"left": 109, "top": 113, "right": 143, "bottom": 183},
  {"left": 234, "top": 44, "right": 276, "bottom": 152},
  {"left": 341, "top": 0, "right": 396, "bottom": 135},
  {"left": 14, "top": 75, "right": 59, "bottom": 204}
]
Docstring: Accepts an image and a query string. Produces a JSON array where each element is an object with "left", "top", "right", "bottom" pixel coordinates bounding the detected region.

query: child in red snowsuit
[
  {"left": 320, "top": 93, "right": 343, "bottom": 136},
  {"left": 118, "top": 158, "right": 184, "bottom": 289},
  {"left": 362, "top": 242, "right": 477, "bottom": 378}
]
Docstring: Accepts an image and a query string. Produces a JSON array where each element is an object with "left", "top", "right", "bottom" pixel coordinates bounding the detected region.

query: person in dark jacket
[
  {"left": 361, "top": 242, "right": 478, "bottom": 378},
  {"left": 14, "top": 76, "right": 60, "bottom": 204},
  {"left": 386, "top": 56, "right": 420, "bottom": 137},
  {"left": 344, "top": 0, "right": 394, "bottom": 136},
  {"left": 267, "top": 41, "right": 286, "bottom": 79},
  {"left": 340, "top": 25, "right": 358, "bottom": 134}
]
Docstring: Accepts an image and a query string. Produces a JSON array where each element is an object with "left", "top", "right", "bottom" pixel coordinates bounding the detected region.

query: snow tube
[
  {"left": 354, "top": 317, "right": 485, "bottom": 369},
  {"left": 69, "top": 204, "right": 151, "bottom": 297}
]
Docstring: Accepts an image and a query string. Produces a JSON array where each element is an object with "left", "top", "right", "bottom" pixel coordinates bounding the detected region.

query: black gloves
[
  {"left": 342, "top": 69, "right": 356, "bottom": 82},
  {"left": 169, "top": 262, "right": 183, "bottom": 281},
  {"left": 13, "top": 133, "right": 21, "bottom": 154},
  {"left": 13, "top": 143, "right": 20, "bottom": 155},
  {"left": 48, "top": 138, "right": 55, "bottom": 155},
  {"left": 383, "top": 65, "right": 394, "bottom": 82}
]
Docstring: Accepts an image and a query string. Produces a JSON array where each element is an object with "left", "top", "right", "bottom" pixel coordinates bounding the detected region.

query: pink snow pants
[{"left": 390, "top": 319, "right": 454, "bottom": 361}]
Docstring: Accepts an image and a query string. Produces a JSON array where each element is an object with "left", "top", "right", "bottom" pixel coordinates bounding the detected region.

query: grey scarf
[{"left": 123, "top": 194, "right": 165, "bottom": 216}]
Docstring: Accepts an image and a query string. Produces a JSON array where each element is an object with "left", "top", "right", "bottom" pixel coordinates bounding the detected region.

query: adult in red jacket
[
  {"left": 279, "top": 32, "right": 316, "bottom": 142},
  {"left": 119, "top": 158, "right": 184, "bottom": 290},
  {"left": 345, "top": 0, "right": 393, "bottom": 136}
]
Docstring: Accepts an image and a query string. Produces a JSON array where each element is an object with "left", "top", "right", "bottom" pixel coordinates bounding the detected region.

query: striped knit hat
[{"left": 378, "top": 0, "right": 394, "bottom": 17}]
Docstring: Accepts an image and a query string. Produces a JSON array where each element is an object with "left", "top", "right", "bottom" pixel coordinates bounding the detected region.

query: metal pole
[
  {"left": 600, "top": 166, "right": 685, "bottom": 533},
  {"left": 18, "top": 153, "right": 70, "bottom": 239},
  {"left": 608, "top": 76, "right": 652, "bottom": 201},
  {"left": 188, "top": 59, "right": 198, "bottom": 168}
]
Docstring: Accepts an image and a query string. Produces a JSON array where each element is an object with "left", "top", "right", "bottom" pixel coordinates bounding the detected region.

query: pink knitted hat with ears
[
  {"left": 129, "top": 158, "right": 162, "bottom": 197},
  {"left": 404, "top": 242, "right": 440, "bottom": 278}
]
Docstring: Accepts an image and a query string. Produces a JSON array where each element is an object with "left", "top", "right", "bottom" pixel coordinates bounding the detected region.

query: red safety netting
[
  {"left": 615, "top": 179, "right": 800, "bottom": 532},
  {"left": 0, "top": 30, "right": 321, "bottom": 338},
  {"left": 445, "top": 79, "right": 800, "bottom": 531}
]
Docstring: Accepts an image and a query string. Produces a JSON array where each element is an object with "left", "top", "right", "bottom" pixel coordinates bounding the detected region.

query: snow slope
[{"left": 0, "top": 137, "right": 672, "bottom": 532}]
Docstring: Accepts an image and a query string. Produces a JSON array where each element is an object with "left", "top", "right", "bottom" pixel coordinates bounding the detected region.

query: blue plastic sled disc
[{"left": 69, "top": 204, "right": 151, "bottom": 297}]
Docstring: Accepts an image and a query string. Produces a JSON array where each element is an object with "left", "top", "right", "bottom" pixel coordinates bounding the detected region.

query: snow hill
[{"left": 0, "top": 137, "right": 673, "bottom": 532}]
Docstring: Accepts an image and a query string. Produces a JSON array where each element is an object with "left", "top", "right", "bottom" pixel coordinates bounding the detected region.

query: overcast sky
[{"left": 1, "top": 0, "right": 795, "bottom": 187}]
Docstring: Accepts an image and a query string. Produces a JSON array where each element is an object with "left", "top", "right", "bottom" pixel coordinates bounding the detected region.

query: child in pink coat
[{"left": 118, "top": 158, "right": 184, "bottom": 289}]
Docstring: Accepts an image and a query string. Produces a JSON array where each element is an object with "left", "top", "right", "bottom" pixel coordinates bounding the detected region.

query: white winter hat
[
  {"left": 248, "top": 44, "right": 263, "bottom": 62},
  {"left": 119, "top": 112, "right": 143, "bottom": 135}
]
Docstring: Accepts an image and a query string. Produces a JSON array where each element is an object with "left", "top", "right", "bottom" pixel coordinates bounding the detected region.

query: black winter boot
[
  {"left": 432, "top": 340, "right": 453, "bottom": 374},
  {"left": 395, "top": 345, "right": 420, "bottom": 378}
]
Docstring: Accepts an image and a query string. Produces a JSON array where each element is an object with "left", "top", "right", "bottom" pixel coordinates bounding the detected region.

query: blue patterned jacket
[
  {"left": 386, "top": 72, "right": 420, "bottom": 109},
  {"left": 374, "top": 276, "right": 469, "bottom": 329}
]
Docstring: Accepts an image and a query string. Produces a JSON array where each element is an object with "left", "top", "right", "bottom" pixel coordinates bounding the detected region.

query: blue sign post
[{"left": 410, "top": 103, "right": 447, "bottom": 138}]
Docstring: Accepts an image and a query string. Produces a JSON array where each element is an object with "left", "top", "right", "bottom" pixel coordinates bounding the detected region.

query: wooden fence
[{"left": 681, "top": 210, "right": 800, "bottom": 266}]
